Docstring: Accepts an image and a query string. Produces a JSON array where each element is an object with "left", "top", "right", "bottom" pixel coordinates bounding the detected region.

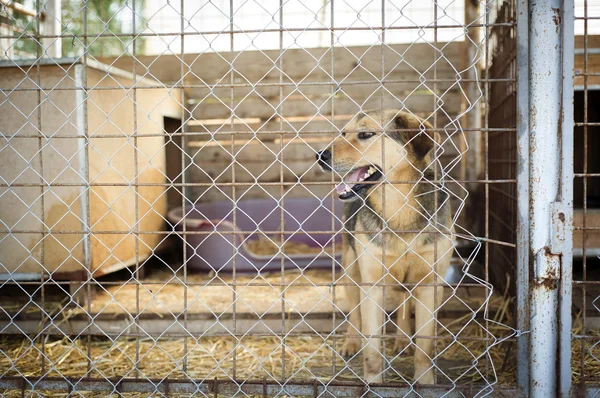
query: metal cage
[{"left": 0, "top": 0, "right": 597, "bottom": 397}]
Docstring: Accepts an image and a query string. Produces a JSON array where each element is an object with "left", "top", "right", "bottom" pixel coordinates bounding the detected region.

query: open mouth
[{"left": 335, "top": 165, "right": 383, "bottom": 200}]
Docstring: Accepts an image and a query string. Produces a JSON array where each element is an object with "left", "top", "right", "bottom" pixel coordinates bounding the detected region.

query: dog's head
[{"left": 316, "top": 109, "right": 438, "bottom": 201}]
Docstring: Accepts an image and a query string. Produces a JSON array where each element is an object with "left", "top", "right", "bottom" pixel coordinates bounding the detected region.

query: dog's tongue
[{"left": 335, "top": 166, "right": 368, "bottom": 194}]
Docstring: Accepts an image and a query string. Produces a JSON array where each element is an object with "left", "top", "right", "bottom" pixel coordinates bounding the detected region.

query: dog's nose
[
  {"left": 316, "top": 150, "right": 331, "bottom": 163},
  {"left": 316, "top": 150, "right": 332, "bottom": 171}
]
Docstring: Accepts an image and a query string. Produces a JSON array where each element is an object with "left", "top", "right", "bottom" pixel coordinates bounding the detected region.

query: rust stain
[
  {"left": 532, "top": 248, "right": 560, "bottom": 290},
  {"left": 551, "top": 7, "right": 561, "bottom": 33}
]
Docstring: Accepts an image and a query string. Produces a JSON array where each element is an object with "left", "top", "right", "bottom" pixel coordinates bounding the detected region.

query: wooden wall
[{"left": 103, "top": 42, "right": 471, "bottom": 205}]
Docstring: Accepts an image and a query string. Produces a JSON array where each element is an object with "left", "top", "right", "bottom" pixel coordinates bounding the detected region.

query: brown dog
[{"left": 316, "top": 109, "right": 455, "bottom": 384}]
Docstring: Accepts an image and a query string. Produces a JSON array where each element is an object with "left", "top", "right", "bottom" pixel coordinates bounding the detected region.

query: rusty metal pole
[
  {"left": 516, "top": 0, "right": 530, "bottom": 393},
  {"left": 559, "top": 1, "right": 574, "bottom": 396},
  {"left": 527, "top": 0, "right": 573, "bottom": 396}
]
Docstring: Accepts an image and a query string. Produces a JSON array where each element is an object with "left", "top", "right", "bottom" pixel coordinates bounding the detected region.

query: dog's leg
[
  {"left": 339, "top": 247, "right": 362, "bottom": 357},
  {"left": 413, "top": 284, "right": 436, "bottom": 384},
  {"left": 393, "top": 291, "right": 413, "bottom": 353},
  {"left": 359, "top": 256, "right": 385, "bottom": 384}
]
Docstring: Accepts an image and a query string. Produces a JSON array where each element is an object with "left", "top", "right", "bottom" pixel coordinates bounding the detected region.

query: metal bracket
[{"left": 550, "top": 202, "right": 570, "bottom": 255}]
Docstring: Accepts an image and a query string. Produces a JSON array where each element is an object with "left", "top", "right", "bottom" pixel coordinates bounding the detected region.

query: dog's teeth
[
  {"left": 368, "top": 166, "right": 375, "bottom": 174},
  {"left": 363, "top": 173, "right": 370, "bottom": 179}
]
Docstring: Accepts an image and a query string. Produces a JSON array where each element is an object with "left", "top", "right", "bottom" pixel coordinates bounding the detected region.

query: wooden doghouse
[{"left": 0, "top": 59, "right": 182, "bottom": 279}]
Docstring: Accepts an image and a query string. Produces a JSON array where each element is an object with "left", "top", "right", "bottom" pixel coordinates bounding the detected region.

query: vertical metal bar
[
  {"left": 580, "top": 0, "right": 587, "bottom": 393},
  {"left": 432, "top": 0, "right": 439, "bottom": 380},
  {"left": 516, "top": 0, "right": 530, "bottom": 392},
  {"left": 34, "top": 0, "right": 46, "bottom": 380},
  {"left": 484, "top": 0, "right": 491, "bottom": 381},
  {"left": 464, "top": 0, "right": 482, "bottom": 186},
  {"left": 81, "top": 0, "right": 91, "bottom": 376},
  {"left": 329, "top": 0, "right": 336, "bottom": 381},
  {"left": 380, "top": 0, "right": 386, "bottom": 383},
  {"left": 527, "top": 0, "right": 567, "bottom": 395},
  {"left": 131, "top": 0, "right": 141, "bottom": 379},
  {"left": 75, "top": 62, "right": 92, "bottom": 378},
  {"left": 41, "top": 0, "right": 61, "bottom": 58},
  {"left": 229, "top": 0, "right": 237, "bottom": 381},
  {"left": 180, "top": 0, "right": 188, "bottom": 375},
  {"left": 580, "top": 0, "right": 588, "bottom": 392},
  {"left": 279, "top": 0, "right": 286, "bottom": 387},
  {"left": 559, "top": 1, "right": 574, "bottom": 396}
]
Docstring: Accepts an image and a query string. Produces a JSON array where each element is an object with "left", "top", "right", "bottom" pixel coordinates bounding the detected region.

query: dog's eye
[{"left": 358, "top": 131, "right": 375, "bottom": 140}]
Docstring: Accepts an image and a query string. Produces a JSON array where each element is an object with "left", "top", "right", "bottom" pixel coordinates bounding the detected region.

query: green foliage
[
  {"left": 4, "top": 0, "right": 39, "bottom": 59},
  {"left": 61, "top": 0, "right": 146, "bottom": 58}
]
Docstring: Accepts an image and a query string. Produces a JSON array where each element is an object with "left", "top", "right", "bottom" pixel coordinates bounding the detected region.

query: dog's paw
[
  {"left": 364, "top": 355, "right": 383, "bottom": 383},
  {"left": 338, "top": 336, "right": 361, "bottom": 357},
  {"left": 414, "top": 368, "right": 435, "bottom": 385},
  {"left": 393, "top": 336, "right": 413, "bottom": 354}
]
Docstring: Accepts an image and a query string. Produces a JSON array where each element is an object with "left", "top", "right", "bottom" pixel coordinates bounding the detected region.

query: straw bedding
[
  {"left": 1, "top": 271, "right": 598, "bottom": 397},
  {"left": 245, "top": 235, "right": 338, "bottom": 256}
]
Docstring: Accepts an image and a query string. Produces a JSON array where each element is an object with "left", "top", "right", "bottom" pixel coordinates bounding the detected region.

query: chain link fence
[
  {"left": 0, "top": 0, "right": 596, "bottom": 397},
  {"left": 573, "top": 0, "right": 600, "bottom": 394}
]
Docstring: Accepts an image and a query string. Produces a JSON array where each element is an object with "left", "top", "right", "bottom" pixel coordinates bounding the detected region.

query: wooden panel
[
  {"left": 0, "top": 66, "right": 84, "bottom": 275},
  {"left": 189, "top": 86, "right": 463, "bottom": 121},
  {"left": 86, "top": 67, "right": 182, "bottom": 276},
  {"left": 98, "top": 42, "right": 463, "bottom": 86},
  {"left": 0, "top": 62, "right": 183, "bottom": 278},
  {"left": 99, "top": 44, "right": 468, "bottom": 204},
  {"left": 574, "top": 209, "right": 600, "bottom": 249},
  {"left": 574, "top": 35, "right": 600, "bottom": 86}
]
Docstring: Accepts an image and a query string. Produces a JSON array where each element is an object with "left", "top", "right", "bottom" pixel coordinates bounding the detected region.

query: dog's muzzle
[{"left": 316, "top": 150, "right": 332, "bottom": 171}]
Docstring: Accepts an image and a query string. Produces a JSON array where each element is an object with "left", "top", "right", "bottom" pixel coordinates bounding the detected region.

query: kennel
[
  {"left": 0, "top": 0, "right": 598, "bottom": 396},
  {"left": 0, "top": 59, "right": 182, "bottom": 279}
]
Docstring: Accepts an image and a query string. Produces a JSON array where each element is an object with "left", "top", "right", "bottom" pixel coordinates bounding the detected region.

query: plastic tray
[{"left": 167, "top": 197, "right": 343, "bottom": 273}]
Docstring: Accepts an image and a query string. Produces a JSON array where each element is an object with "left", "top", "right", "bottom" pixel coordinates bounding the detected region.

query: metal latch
[{"left": 550, "top": 202, "right": 571, "bottom": 254}]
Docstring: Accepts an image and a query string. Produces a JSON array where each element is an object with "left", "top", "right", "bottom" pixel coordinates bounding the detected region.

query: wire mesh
[
  {"left": 487, "top": 0, "right": 516, "bottom": 300},
  {"left": 0, "top": 0, "right": 529, "bottom": 396},
  {"left": 573, "top": 0, "right": 600, "bottom": 395}
]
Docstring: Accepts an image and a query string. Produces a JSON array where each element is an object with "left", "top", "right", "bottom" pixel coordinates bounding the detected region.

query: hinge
[{"left": 550, "top": 202, "right": 570, "bottom": 254}]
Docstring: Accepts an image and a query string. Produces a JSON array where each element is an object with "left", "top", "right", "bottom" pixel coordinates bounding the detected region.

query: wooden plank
[
  {"left": 574, "top": 34, "right": 600, "bottom": 86},
  {"left": 185, "top": 113, "right": 461, "bottom": 137},
  {"left": 97, "top": 42, "right": 463, "bottom": 86},
  {"left": 86, "top": 69, "right": 181, "bottom": 276},
  {"left": 185, "top": 74, "right": 460, "bottom": 109},
  {"left": 189, "top": 84, "right": 464, "bottom": 120},
  {"left": 0, "top": 268, "right": 504, "bottom": 336},
  {"left": 187, "top": 147, "right": 464, "bottom": 183},
  {"left": 574, "top": 54, "right": 600, "bottom": 86},
  {"left": 574, "top": 209, "right": 600, "bottom": 249},
  {"left": 183, "top": 129, "right": 469, "bottom": 203},
  {"left": 575, "top": 35, "right": 600, "bottom": 49}
]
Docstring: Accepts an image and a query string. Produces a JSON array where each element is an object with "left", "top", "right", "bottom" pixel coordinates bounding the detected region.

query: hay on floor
[{"left": 0, "top": 290, "right": 520, "bottom": 397}]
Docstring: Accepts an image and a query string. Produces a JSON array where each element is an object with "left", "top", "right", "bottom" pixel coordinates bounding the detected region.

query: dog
[{"left": 316, "top": 109, "right": 455, "bottom": 384}]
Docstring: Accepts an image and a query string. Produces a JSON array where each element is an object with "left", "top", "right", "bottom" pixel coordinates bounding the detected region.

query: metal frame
[
  {"left": 0, "top": 0, "right": 594, "bottom": 396},
  {"left": 572, "top": 0, "right": 600, "bottom": 396},
  {"left": 522, "top": 0, "right": 574, "bottom": 396}
]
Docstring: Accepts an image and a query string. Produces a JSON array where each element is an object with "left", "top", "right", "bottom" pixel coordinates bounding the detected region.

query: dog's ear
[{"left": 394, "top": 115, "right": 438, "bottom": 160}]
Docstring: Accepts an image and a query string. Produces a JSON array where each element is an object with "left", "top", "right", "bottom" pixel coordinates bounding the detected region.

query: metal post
[
  {"left": 465, "top": 0, "right": 482, "bottom": 184},
  {"left": 41, "top": 0, "right": 61, "bottom": 58},
  {"left": 559, "top": 0, "right": 574, "bottom": 396},
  {"left": 516, "top": 0, "right": 530, "bottom": 393},
  {"left": 527, "top": 0, "right": 573, "bottom": 396}
]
